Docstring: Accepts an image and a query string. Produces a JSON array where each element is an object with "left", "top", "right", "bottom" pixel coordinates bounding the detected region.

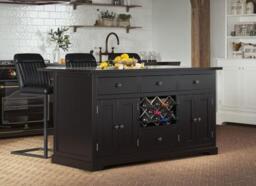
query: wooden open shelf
[
  {"left": 0, "top": 1, "right": 142, "bottom": 12},
  {"left": 0, "top": 0, "right": 70, "bottom": 5},
  {"left": 70, "top": 2, "right": 142, "bottom": 12},
  {"left": 69, "top": 25, "right": 142, "bottom": 33}
]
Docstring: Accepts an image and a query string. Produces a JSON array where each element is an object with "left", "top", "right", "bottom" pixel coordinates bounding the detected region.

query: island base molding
[{"left": 52, "top": 146, "right": 218, "bottom": 171}]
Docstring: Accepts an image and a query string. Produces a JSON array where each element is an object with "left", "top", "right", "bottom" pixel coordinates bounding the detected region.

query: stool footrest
[{"left": 11, "top": 147, "right": 52, "bottom": 159}]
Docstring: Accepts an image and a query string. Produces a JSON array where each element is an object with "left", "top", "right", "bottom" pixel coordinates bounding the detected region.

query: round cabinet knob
[
  {"left": 156, "top": 81, "right": 163, "bottom": 86},
  {"left": 193, "top": 80, "right": 200, "bottom": 85},
  {"left": 120, "top": 124, "right": 125, "bottom": 129},
  {"left": 193, "top": 118, "right": 198, "bottom": 123},
  {"left": 115, "top": 83, "right": 123, "bottom": 88},
  {"left": 114, "top": 125, "right": 120, "bottom": 130},
  {"left": 198, "top": 117, "right": 202, "bottom": 122},
  {"left": 157, "top": 137, "right": 163, "bottom": 142}
]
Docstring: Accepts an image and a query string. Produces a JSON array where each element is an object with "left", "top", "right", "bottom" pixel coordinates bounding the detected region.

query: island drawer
[
  {"left": 141, "top": 76, "right": 177, "bottom": 92},
  {"left": 97, "top": 77, "right": 138, "bottom": 95},
  {"left": 178, "top": 75, "right": 211, "bottom": 90},
  {"left": 139, "top": 128, "right": 177, "bottom": 151}
]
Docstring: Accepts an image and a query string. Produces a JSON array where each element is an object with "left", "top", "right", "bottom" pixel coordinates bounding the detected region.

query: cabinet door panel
[
  {"left": 117, "top": 99, "right": 138, "bottom": 155},
  {"left": 241, "top": 67, "right": 256, "bottom": 111},
  {"left": 219, "top": 66, "right": 241, "bottom": 109},
  {"left": 196, "top": 95, "right": 214, "bottom": 145},
  {"left": 178, "top": 96, "right": 196, "bottom": 146},
  {"left": 97, "top": 100, "right": 118, "bottom": 157}
]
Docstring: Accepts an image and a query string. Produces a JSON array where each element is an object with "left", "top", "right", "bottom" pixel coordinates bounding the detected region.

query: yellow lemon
[
  {"left": 99, "top": 61, "right": 109, "bottom": 69},
  {"left": 114, "top": 56, "right": 122, "bottom": 63},
  {"left": 121, "top": 53, "right": 129, "bottom": 60}
]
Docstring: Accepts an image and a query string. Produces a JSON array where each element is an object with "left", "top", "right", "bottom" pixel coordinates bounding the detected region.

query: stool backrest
[
  {"left": 65, "top": 53, "right": 97, "bottom": 67},
  {"left": 14, "top": 54, "right": 50, "bottom": 88}
]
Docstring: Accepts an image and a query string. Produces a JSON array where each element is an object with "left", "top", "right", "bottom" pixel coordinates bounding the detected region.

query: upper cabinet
[{"left": 225, "top": 0, "right": 256, "bottom": 59}]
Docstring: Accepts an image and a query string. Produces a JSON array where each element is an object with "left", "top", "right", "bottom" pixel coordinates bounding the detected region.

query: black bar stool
[
  {"left": 11, "top": 53, "right": 53, "bottom": 159},
  {"left": 65, "top": 53, "right": 97, "bottom": 67}
]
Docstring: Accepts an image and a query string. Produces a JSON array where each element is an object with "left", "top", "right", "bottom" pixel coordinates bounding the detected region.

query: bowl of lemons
[{"left": 99, "top": 54, "right": 144, "bottom": 70}]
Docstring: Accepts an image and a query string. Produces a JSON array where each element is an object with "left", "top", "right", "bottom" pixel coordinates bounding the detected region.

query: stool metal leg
[
  {"left": 43, "top": 94, "right": 48, "bottom": 158},
  {"left": 11, "top": 94, "right": 51, "bottom": 159}
]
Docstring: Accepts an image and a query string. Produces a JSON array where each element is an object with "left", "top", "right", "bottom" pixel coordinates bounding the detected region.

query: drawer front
[
  {"left": 97, "top": 77, "right": 138, "bottom": 95},
  {"left": 178, "top": 75, "right": 211, "bottom": 90},
  {"left": 140, "top": 128, "right": 177, "bottom": 151},
  {"left": 141, "top": 76, "right": 177, "bottom": 93}
]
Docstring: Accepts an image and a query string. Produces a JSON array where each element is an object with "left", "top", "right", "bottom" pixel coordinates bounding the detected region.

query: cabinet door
[
  {"left": 195, "top": 95, "right": 215, "bottom": 145},
  {"left": 218, "top": 66, "right": 241, "bottom": 110},
  {"left": 97, "top": 100, "right": 118, "bottom": 157},
  {"left": 178, "top": 95, "right": 215, "bottom": 147},
  {"left": 241, "top": 66, "right": 256, "bottom": 111},
  {"left": 116, "top": 99, "right": 138, "bottom": 155},
  {"left": 178, "top": 95, "right": 197, "bottom": 146}
]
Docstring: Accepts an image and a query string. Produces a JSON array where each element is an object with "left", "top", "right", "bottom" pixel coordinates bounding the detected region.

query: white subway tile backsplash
[
  {"left": 38, "top": 11, "right": 49, "bottom": 18},
  {"left": 55, "top": 5, "right": 67, "bottom": 12},
  {"left": 32, "top": 18, "right": 44, "bottom": 25},
  {"left": 44, "top": 5, "right": 56, "bottom": 12},
  {"left": 44, "top": 19, "right": 55, "bottom": 26},
  {"left": 27, "top": 11, "right": 39, "bottom": 18},
  {"left": 0, "top": 1, "right": 152, "bottom": 60}
]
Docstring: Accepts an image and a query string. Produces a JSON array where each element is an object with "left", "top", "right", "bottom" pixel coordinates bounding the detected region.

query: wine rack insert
[{"left": 139, "top": 96, "right": 176, "bottom": 127}]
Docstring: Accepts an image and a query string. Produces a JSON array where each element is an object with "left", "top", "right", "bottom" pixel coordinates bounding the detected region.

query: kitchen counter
[
  {"left": 46, "top": 67, "right": 221, "bottom": 171},
  {"left": 42, "top": 66, "right": 222, "bottom": 73}
]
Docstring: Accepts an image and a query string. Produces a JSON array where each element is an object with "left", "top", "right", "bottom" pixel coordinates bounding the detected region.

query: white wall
[
  {"left": 152, "top": 0, "right": 191, "bottom": 67},
  {"left": 210, "top": 0, "right": 225, "bottom": 66},
  {"left": 0, "top": 0, "right": 192, "bottom": 64},
  {"left": 0, "top": 0, "right": 152, "bottom": 61}
]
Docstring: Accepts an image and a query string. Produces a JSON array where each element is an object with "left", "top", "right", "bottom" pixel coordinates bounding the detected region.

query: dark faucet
[
  {"left": 105, "top": 32, "right": 120, "bottom": 54},
  {"left": 99, "top": 32, "right": 120, "bottom": 62}
]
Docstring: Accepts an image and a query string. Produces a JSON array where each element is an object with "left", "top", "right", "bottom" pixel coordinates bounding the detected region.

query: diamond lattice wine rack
[{"left": 139, "top": 96, "right": 177, "bottom": 127}]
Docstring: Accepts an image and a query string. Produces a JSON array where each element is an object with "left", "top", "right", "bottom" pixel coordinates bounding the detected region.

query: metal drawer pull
[
  {"left": 157, "top": 137, "right": 163, "bottom": 142},
  {"left": 156, "top": 81, "right": 163, "bottom": 86},
  {"left": 119, "top": 124, "right": 125, "bottom": 129},
  {"left": 193, "top": 118, "right": 198, "bottom": 123},
  {"left": 193, "top": 80, "right": 200, "bottom": 84},
  {"left": 114, "top": 125, "right": 120, "bottom": 130},
  {"left": 0, "top": 85, "right": 19, "bottom": 89},
  {"left": 115, "top": 83, "right": 123, "bottom": 88}
]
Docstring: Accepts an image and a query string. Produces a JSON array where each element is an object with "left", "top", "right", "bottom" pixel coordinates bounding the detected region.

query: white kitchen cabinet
[
  {"left": 216, "top": 0, "right": 256, "bottom": 125},
  {"left": 217, "top": 59, "right": 256, "bottom": 125}
]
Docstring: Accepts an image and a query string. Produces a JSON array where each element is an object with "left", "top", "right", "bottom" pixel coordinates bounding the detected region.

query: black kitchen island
[{"left": 43, "top": 66, "right": 221, "bottom": 171}]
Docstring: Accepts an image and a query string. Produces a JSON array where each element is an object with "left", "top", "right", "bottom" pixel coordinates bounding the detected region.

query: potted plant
[
  {"left": 48, "top": 27, "right": 71, "bottom": 63},
  {"left": 100, "top": 10, "right": 116, "bottom": 26},
  {"left": 117, "top": 14, "right": 131, "bottom": 27}
]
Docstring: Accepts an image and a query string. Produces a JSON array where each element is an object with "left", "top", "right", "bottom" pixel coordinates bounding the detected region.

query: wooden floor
[{"left": 0, "top": 125, "right": 256, "bottom": 186}]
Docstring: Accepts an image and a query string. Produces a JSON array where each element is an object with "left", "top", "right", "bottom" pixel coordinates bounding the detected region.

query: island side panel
[{"left": 52, "top": 71, "right": 94, "bottom": 170}]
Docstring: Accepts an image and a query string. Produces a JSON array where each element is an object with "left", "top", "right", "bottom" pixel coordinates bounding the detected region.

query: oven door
[
  {"left": 0, "top": 66, "right": 17, "bottom": 81},
  {"left": 0, "top": 82, "right": 27, "bottom": 125}
]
